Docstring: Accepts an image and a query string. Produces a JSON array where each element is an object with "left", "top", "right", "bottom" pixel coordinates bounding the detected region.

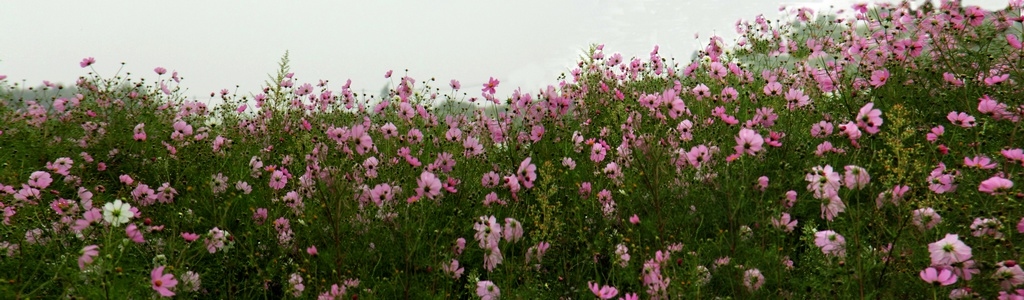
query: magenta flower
[
  {"left": 151, "top": 265, "right": 178, "bottom": 297},
  {"left": 629, "top": 214, "right": 640, "bottom": 225},
  {"left": 929, "top": 234, "right": 972, "bottom": 266},
  {"left": 80, "top": 57, "right": 95, "bottom": 68},
  {"left": 78, "top": 245, "right": 99, "bottom": 270},
  {"left": 979, "top": 176, "right": 1013, "bottom": 195},
  {"left": 588, "top": 281, "right": 619, "bottom": 299},
  {"left": 920, "top": 267, "right": 957, "bottom": 286},
  {"left": 814, "top": 230, "right": 845, "bottom": 257}
]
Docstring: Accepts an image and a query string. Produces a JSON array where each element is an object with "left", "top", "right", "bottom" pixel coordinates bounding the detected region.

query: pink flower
[
  {"left": 450, "top": 79, "right": 461, "bottom": 90},
  {"left": 856, "top": 102, "right": 883, "bottom": 134},
  {"left": 269, "top": 170, "right": 287, "bottom": 190},
  {"left": 154, "top": 67, "right": 167, "bottom": 75},
  {"left": 28, "top": 171, "right": 53, "bottom": 189},
  {"left": 947, "top": 111, "right": 977, "bottom": 128},
  {"left": 78, "top": 245, "right": 99, "bottom": 270},
  {"left": 1009, "top": 34, "right": 1023, "bottom": 49},
  {"left": 756, "top": 176, "right": 769, "bottom": 191},
  {"left": 994, "top": 261, "right": 1024, "bottom": 290},
  {"left": 126, "top": 223, "right": 145, "bottom": 243},
  {"left": 763, "top": 81, "right": 782, "bottom": 96},
  {"left": 772, "top": 213, "right": 797, "bottom": 232},
  {"left": 743, "top": 268, "right": 765, "bottom": 292},
  {"left": 869, "top": 69, "right": 889, "bottom": 88},
  {"left": 588, "top": 282, "right": 619, "bottom": 299},
  {"left": 171, "top": 120, "right": 193, "bottom": 140},
  {"left": 734, "top": 128, "right": 764, "bottom": 156},
  {"left": 979, "top": 176, "right": 1013, "bottom": 195},
  {"left": 517, "top": 157, "right": 538, "bottom": 189},
  {"left": 1003, "top": 149, "right": 1024, "bottom": 166},
  {"left": 920, "top": 267, "right": 958, "bottom": 286},
  {"left": 814, "top": 230, "right": 846, "bottom": 257},
  {"left": 151, "top": 265, "right": 178, "bottom": 297},
  {"left": 929, "top": 234, "right": 972, "bottom": 266},
  {"left": 181, "top": 232, "right": 199, "bottom": 242},
  {"left": 253, "top": 208, "right": 268, "bottom": 225},
  {"left": 133, "top": 123, "right": 147, "bottom": 141},
  {"left": 590, "top": 142, "right": 607, "bottom": 162},
  {"left": 629, "top": 214, "right": 640, "bottom": 225},
  {"left": 943, "top": 72, "right": 965, "bottom": 86},
  {"left": 204, "top": 227, "right": 229, "bottom": 253},
  {"left": 1018, "top": 217, "right": 1024, "bottom": 234},
  {"left": 843, "top": 165, "right": 870, "bottom": 190},
  {"left": 964, "top": 156, "right": 997, "bottom": 169},
  {"left": 442, "top": 259, "right": 464, "bottom": 279},
  {"left": 288, "top": 273, "right": 304, "bottom": 297},
  {"left": 307, "top": 245, "right": 318, "bottom": 256},
  {"left": 453, "top": 238, "right": 466, "bottom": 256},
  {"left": 912, "top": 208, "right": 941, "bottom": 231},
  {"left": 119, "top": 174, "right": 134, "bottom": 186},
  {"left": 476, "top": 281, "right": 500, "bottom": 300},
  {"left": 970, "top": 218, "right": 1004, "bottom": 238},
  {"left": 503, "top": 218, "right": 523, "bottom": 243},
  {"left": 415, "top": 171, "right": 442, "bottom": 200},
  {"left": 481, "top": 77, "right": 500, "bottom": 95},
  {"left": 926, "top": 126, "right": 944, "bottom": 143},
  {"left": 80, "top": 57, "right": 95, "bottom": 68}
]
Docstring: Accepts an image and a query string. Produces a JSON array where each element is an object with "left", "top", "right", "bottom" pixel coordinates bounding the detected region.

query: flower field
[{"left": 1, "top": 0, "right": 1024, "bottom": 298}]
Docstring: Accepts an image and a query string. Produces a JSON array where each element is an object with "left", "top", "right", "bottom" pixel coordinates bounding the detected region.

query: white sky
[{"left": 0, "top": 0, "right": 1011, "bottom": 101}]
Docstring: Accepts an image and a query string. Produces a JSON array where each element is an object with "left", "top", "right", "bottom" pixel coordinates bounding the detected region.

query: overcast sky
[{"left": 0, "top": 0, "right": 1011, "bottom": 101}]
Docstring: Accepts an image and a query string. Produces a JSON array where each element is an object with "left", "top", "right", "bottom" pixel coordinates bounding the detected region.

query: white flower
[
  {"left": 204, "top": 115, "right": 223, "bottom": 128},
  {"left": 102, "top": 199, "right": 134, "bottom": 227}
]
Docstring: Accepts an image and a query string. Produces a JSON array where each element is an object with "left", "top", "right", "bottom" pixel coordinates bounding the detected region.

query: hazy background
[{"left": 0, "top": 0, "right": 1011, "bottom": 101}]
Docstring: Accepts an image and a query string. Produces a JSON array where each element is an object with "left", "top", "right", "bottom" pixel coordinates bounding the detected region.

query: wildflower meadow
[{"left": 2, "top": 0, "right": 1024, "bottom": 298}]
